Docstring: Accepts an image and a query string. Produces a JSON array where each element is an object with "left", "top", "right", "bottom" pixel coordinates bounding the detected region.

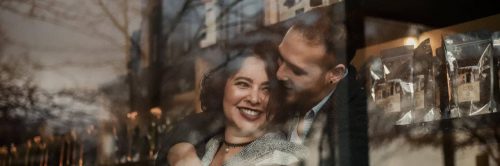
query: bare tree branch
[
  {"left": 162, "top": 0, "right": 195, "bottom": 43},
  {"left": 95, "top": 0, "right": 127, "bottom": 36}
]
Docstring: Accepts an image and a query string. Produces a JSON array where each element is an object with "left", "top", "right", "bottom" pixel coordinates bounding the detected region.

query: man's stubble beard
[{"left": 284, "top": 90, "right": 322, "bottom": 116}]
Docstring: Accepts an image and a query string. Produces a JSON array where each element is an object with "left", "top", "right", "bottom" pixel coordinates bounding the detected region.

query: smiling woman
[
  {"left": 197, "top": 41, "right": 307, "bottom": 166},
  {"left": 222, "top": 56, "right": 270, "bottom": 139}
]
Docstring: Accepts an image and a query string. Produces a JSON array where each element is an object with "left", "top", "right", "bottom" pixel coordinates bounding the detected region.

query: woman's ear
[{"left": 325, "top": 64, "right": 346, "bottom": 85}]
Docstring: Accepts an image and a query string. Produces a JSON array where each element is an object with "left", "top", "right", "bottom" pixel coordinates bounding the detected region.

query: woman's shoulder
[
  {"left": 257, "top": 132, "right": 305, "bottom": 153},
  {"left": 261, "top": 133, "right": 307, "bottom": 156},
  {"left": 232, "top": 132, "right": 308, "bottom": 165}
]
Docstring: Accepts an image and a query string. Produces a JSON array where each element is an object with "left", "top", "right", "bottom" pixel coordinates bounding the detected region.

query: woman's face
[{"left": 223, "top": 56, "right": 270, "bottom": 137}]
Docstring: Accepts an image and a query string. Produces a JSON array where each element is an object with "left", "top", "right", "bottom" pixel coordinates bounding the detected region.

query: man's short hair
[{"left": 290, "top": 6, "right": 347, "bottom": 68}]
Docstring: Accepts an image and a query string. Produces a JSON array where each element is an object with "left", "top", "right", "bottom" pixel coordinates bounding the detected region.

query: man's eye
[{"left": 292, "top": 68, "right": 304, "bottom": 76}]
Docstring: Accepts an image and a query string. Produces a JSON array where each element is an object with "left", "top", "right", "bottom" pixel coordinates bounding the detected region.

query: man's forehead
[
  {"left": 279, "top": 29, "right": 326, "bottom": 61},
  {"left": 285, "top": 26, "right": 323, "bottom": 46}
]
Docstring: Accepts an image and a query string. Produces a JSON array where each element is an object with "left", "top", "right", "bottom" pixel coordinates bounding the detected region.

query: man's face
[{"left": 277, "top": 28, "right": 334, "bottom": 110}]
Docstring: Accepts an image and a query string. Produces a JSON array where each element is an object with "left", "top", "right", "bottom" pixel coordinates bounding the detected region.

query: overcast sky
[{"left": 0, "top": 2, "right": 141, "bottom": 92}]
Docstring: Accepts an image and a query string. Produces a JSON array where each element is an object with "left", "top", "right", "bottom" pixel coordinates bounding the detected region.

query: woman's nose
[{"left": 247, "top": 88, "right": 260, "bottom": 104}]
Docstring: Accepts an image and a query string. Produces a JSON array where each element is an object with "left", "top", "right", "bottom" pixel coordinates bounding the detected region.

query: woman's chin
[{"left": 230, "top": 123, "right": 266, "bottom": 137}]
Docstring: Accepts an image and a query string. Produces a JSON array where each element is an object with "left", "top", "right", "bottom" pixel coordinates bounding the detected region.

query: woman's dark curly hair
[{"left": 199, "top": 41, "right": 285, "bottom": 123}]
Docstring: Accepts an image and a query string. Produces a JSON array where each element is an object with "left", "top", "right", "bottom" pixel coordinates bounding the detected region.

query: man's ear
[{"left": 325, "top": 64, "right": 346, "bottom": 85}]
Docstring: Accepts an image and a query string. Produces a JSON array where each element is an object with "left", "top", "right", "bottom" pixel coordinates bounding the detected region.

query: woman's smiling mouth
[{"left": 238, "top": 107, "right": 263, "bottom": 121}]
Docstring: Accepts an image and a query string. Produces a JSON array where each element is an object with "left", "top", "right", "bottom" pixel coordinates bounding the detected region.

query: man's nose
[{"left": 276, "top": 64, "right": 287, "bottom": 81}]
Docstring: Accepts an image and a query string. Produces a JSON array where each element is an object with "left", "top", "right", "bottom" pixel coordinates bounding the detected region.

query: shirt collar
[
  {"left": 310, "top": 89, "right": 335, "bottom": 115},
  {"left": 290, "top": 89, "right": 335, "bottom": 143}
]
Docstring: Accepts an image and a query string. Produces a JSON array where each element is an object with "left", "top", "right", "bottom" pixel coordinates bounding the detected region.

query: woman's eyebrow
[{"left": 234, "top": 76, "right": 253, "bottom": 83}]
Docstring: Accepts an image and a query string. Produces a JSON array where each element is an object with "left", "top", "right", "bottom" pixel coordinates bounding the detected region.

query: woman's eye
[
  {"left": 235, "top": 81, "right": 250, "bottom": 88},
  {"left": 261, "top": 86, "right": 270, "bottom": 94}
]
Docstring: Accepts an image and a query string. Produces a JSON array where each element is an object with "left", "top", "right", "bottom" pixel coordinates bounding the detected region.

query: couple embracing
[{"left": 158, "top": 6, "right": 367, "bottom": 166}]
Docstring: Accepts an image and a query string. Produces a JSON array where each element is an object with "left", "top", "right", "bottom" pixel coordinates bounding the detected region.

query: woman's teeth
[{"left": 240, "top": 108, "right": 260, "bottom": 116}]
